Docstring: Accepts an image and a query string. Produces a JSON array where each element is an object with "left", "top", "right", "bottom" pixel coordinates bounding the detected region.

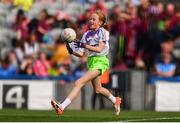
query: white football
[{"left": 60, "top": 28, "right": 76, "bottom": 43}]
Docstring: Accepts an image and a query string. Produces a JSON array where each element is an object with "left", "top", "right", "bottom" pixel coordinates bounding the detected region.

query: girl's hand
[{"left": 74, "top": 42, "right": 86, "bottom": 48}]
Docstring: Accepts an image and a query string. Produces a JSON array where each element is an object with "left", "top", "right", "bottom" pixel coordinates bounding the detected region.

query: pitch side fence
[{"left": 0, "top": 70, "right": 180, "bottom": 111}]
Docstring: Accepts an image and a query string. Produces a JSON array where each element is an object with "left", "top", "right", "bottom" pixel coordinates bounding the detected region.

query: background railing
[{"left": 0, "top": 69, "right": 180, "bottom": 111}]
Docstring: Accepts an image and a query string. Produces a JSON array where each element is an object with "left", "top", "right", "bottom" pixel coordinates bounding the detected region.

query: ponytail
[{"left": 95, "top": 10, "right": 109, "bottom": 30}]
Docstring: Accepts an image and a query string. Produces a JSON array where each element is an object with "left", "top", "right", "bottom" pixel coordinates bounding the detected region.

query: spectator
[
  {"left": 33, "top": 51, "right": 51, "bottom": 77},
  {"left": 109, "top": 4, "right": 122, "bottom": 36},
  {"left": 14, "top": 39, "right": 25, "bottom": 63},
  {"left": 50, "top": 39, "right": 70, "bottom": 66},
  {"left": 157, "top": 1, "right": 166, "bottom": 31},
  {"left": 137, "top": 0, "right": 162, "bottom": 70},
  {"left": 37, "top": 9, "right": 53, "bottom": 43},
  {"left": 0, "top": 58, "right": 16, "bottom": 76},
  {"left": 13, "top": 9, "right": 29, "bottom": 41},
  {"left": 28, "top": 18, "right": 39, "bottom": 34},
  {"left": 20, "top": 62, "right": 34, "bottom": 76},
  {"left": 166, "top": 3, "right": 180, "bottom": 31},
  {"left": 19, "top": 55, "right": 35, "bottom": 77},
  {"left": 7, "top": 50, "right": 19, "bottom": 70},
  {"left": 109, "top": 5, "right": 129, "bottom": 66},
  {"left": 125, "top": 2, "right": 141, "bottom": 67},
  {"left": 24, "top": 32, "right": 39, "bottom": 58},
  {"left": 165, "top": 3, "right": 175, "bottom": 19},
  {"left": 152, "top": 52, "right": 176, "bottom": 77},
  {"left": 48, "top": 63, "right": 59, "bottom": 77},
  {"left": 151, "top": 32, "right": 176, "bottom": 77},
  {"left": 45, "top": 38, "right": 72, "bottom": 76}
]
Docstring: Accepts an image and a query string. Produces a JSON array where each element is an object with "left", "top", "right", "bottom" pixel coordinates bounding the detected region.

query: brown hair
[
  {"left": 95, "top": 10, "right": 106, "bottom": 26},
  {"left": 95, "top": 10, "right": 109, "bottom": 30}
]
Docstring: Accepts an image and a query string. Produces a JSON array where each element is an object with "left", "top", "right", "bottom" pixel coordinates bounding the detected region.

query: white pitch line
[{"left": 125, "top": 117, "right": 180, "bottom": 122}]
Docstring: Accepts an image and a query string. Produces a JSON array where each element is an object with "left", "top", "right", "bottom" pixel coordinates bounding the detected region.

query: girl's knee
[
  {"left": 74, "top": 80, "right": 84, "bottom": 88},
  {"left": 94, "top": 87, "right": 102, "bottom": 94}
]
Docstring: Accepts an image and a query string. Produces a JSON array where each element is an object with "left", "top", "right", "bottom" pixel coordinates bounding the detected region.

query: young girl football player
[{"left": 51, "top": 10, "right": 121, "bottom": 115}]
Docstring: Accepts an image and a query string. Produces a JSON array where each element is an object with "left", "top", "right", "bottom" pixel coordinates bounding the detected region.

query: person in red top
[
  {"left": 125, "top": 3, "right": 141, "bottom": 67},
  {"left": 13, "top": 9, "right": 29, "bottom": 41},
  {"left": 166, "top": 4, "right": 180, "bottom": 31},
  {"left": 37, "top": 9, "right": 54, "bottom": 43}
]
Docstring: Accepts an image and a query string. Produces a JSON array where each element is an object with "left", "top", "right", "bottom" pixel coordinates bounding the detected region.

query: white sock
[
  {"left": 108, "top": 94, "right": 116, "bottom": 104},
  {"left": 61, "top": 98, "right": 71, "bottom": 110}
]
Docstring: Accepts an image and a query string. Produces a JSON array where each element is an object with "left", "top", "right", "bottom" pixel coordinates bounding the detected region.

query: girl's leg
[
  {"left": 67, "top": 70, "right": 100, "bottom": 100},
  {"left": 91, "top": 76, "right": 121, "bottom": 115},
  {"left": 60, "top": 70, "right": 101, "bottom": 110},
  {"left": 91, "top": 76, "right": 116, "bottom": 103}
]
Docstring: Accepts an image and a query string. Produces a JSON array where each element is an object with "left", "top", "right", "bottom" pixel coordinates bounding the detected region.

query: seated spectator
[
  {"left": 20, "top": 56, "right": 34, "bottom": 74},
  {"left": 24, "top": 32, "right": 39, "bottom": 58},
  {"left": 153, "top": 52, "right": 176, "bottom": 77},
  {"left": 48, "top": 64, "right": 59, "bottom": 77},
  {"left": 20, "top": 62, "right": 34, "bottom": 76},
  {"left": 33, "top": 51, "right": 50, "bottom": 77},
  {"left": 7, "top": 50, "right": 19, "bottom": 71},
  {"left": 14, "top": 39, "right": 25, "bottom": 63},
  {"left": 44, "top": 38, "right": 72, "bottom": 76},
  {"left": 151, "top": 32, "right": 176, "bottom": 77},
  {"left": 50, "top": 39, "right": 70, "bottom": 66},
  {"left": 56, "top": 63, "right": 70, "bottom": 76},
  {"left": 0, "top": 58, "right": 16, "bottom": 76}
]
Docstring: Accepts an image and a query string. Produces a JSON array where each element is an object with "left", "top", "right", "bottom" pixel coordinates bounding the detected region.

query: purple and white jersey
[{"left": 81, "top": 27, "right": 109, "bottom": 56}]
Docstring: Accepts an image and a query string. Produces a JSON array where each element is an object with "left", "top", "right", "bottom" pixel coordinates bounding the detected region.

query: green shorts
[{"left": 87, "top": 55, "right": 109, "bottom": 75}]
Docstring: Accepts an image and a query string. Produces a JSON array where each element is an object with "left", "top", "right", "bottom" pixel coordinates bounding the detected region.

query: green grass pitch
[{"left": 0, "top": 109, "right": 180, "bottom": 122}]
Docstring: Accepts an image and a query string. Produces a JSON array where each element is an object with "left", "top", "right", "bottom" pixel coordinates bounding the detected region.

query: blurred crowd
[{"left": 0, "top": 0, "right": 179, "bottom": 80}]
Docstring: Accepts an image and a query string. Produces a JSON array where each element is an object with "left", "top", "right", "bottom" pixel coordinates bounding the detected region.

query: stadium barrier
[
  {"left": 155, "top": 80, "right": 180, "bottom": 112},
  {"left": 0, "top": 73, "right": 179, "bottom": 111},
  {"left": 0, "top": 80, "right": 54, "bottom": 110},
  {"left": 109, "top": 70, "right": 147, "bottom": 110},
  {"left": 0, "top": 70, "right": 149, "bottom": 110}
]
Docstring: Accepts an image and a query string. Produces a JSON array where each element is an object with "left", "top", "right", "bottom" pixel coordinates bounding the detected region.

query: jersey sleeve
[
  {"left": 98, "top": 28, "right": 109, "bottom": 43},
  {"left": 80, "top": 31, "right": 88, "bottom": 43}
]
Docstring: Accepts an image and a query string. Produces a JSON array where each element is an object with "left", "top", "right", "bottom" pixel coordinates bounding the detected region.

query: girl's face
[
  {"left": 39, "top": 52, "right": 46, "bottom": 60},
  {"left": 88, "top": 13, "right": 102, "bottom": 30}
]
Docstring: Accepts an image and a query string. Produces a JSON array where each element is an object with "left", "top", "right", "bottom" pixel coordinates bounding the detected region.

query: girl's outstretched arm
[
  {"left": 66, "top": 43, "right": 84, "bottom": 57},
  {"left": 75, "top": 41, "right": 105, "bottom": 53}
]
